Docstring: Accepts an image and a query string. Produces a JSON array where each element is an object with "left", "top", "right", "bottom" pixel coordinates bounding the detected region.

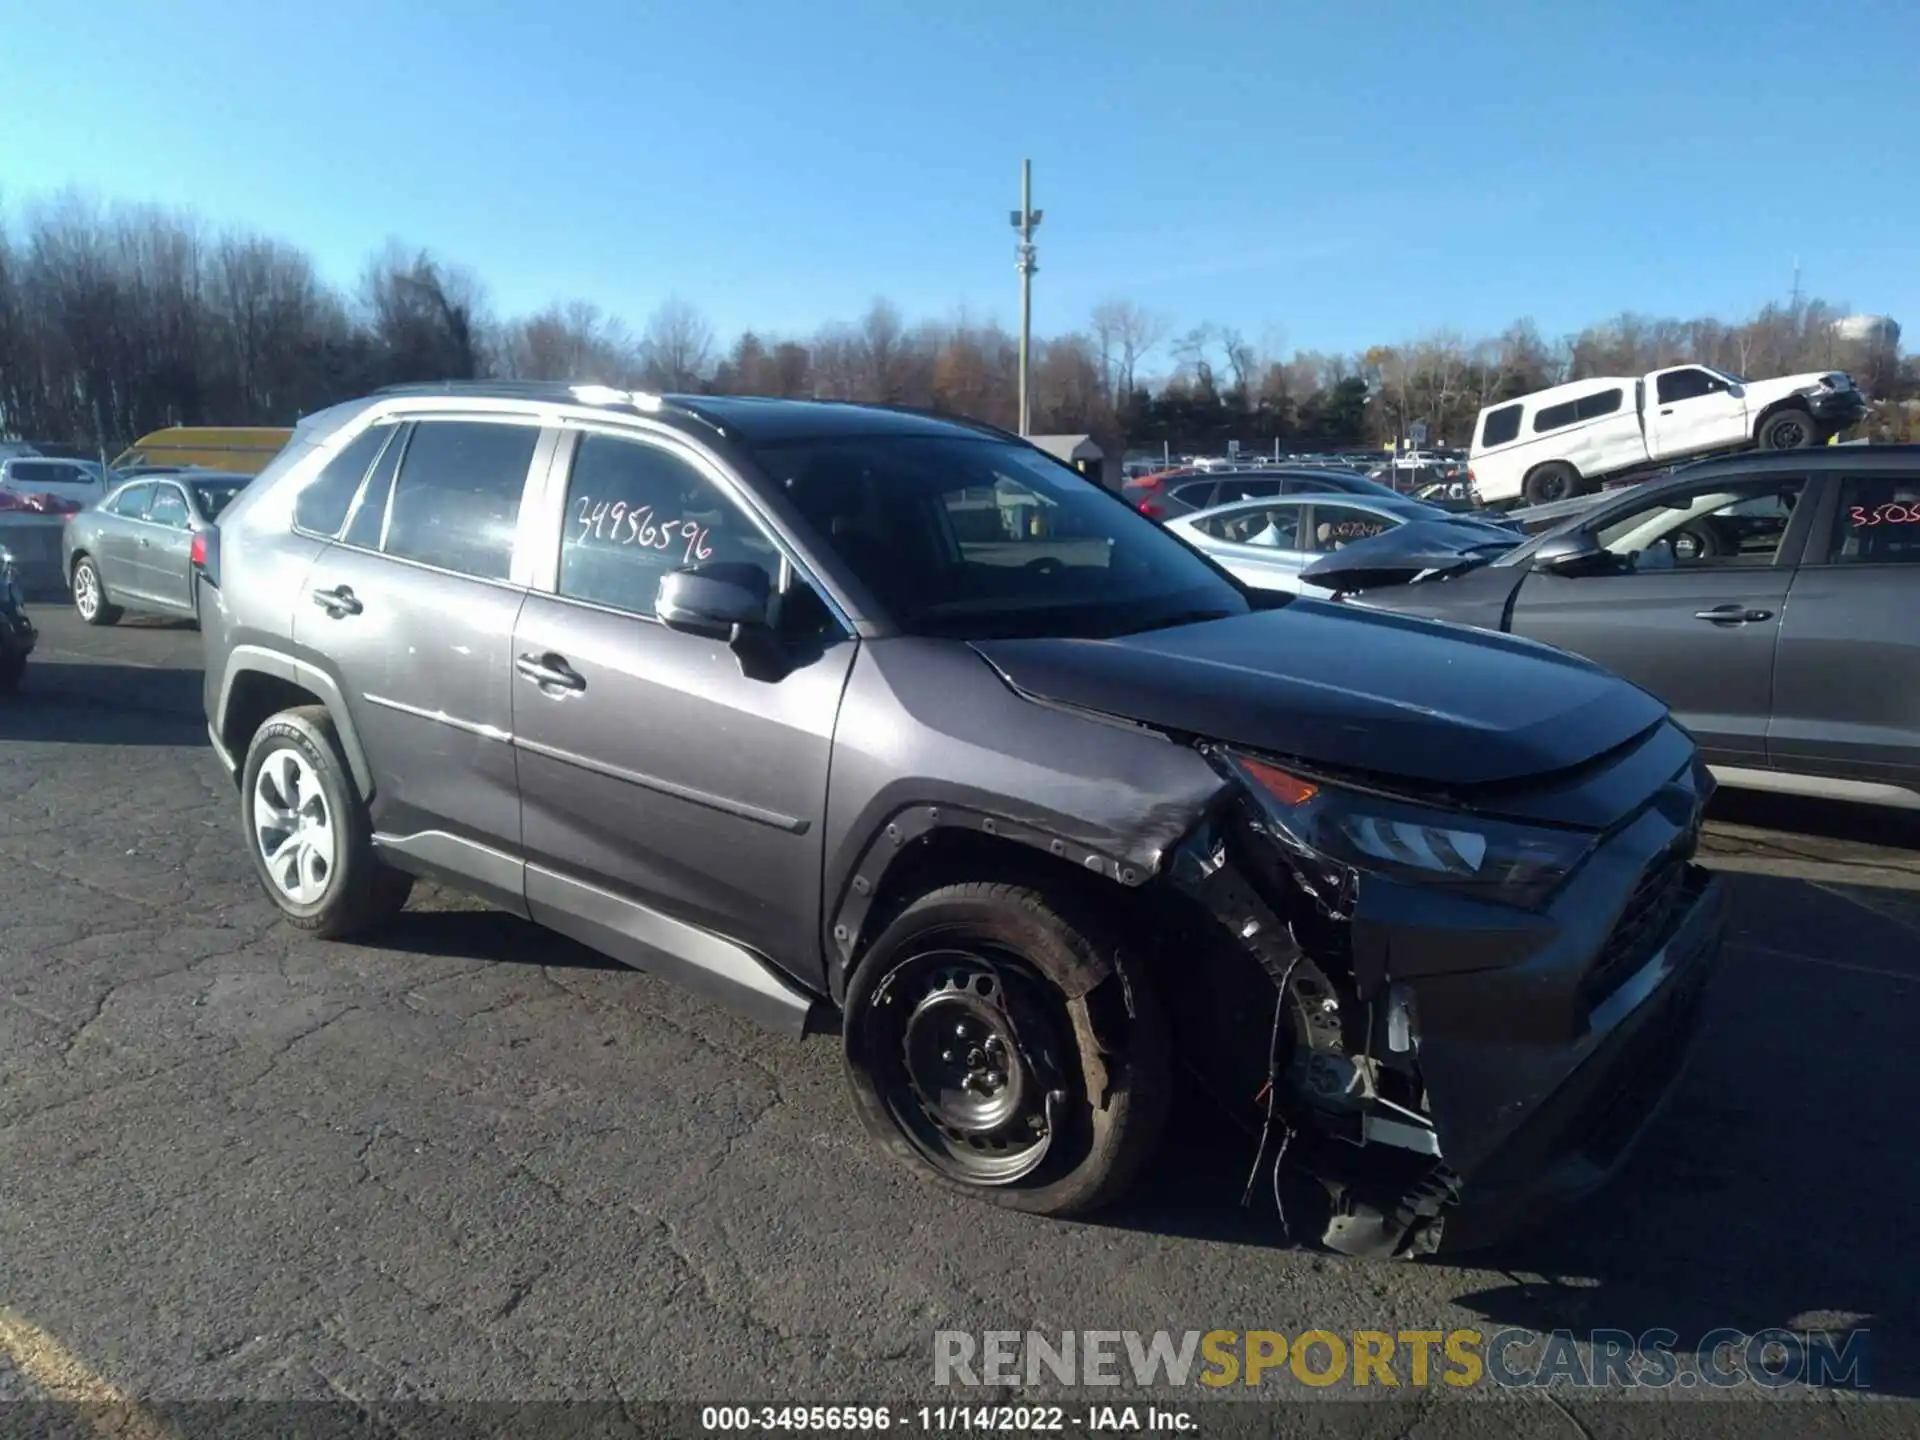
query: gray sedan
[
  {"left": 63, "top": 472, "right": 250, "bottom": 625},
  {"left": 1167, "top": 492, "right": 1509, "bottom": 594}
]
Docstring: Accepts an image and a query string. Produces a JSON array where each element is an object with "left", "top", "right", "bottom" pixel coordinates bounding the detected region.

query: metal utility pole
[{"left": 1010, "top": 159, "right": 1042, "bottom": 436}]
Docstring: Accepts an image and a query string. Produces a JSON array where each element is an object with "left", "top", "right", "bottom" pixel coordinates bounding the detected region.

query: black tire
[
  {"left": 0, "top": 651, "right": 24, "bottom": 695},
  {"left": 70, "top": 556, "right": 122, "bottom": 626},
  {"left": 842, "top": 880, "right": 1172, "bottom": 1217},
  {"left": 1757, "top": 407, "right": 1814, "bottom": 450},
  {"left": 1522, "top": 461, "right": 1582, "bottom": 506},
  {"left": 240, "top": 705, "right": 412, "bottom": 938}
]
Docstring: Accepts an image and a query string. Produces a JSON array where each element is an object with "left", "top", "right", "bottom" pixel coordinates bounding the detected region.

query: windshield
[
  {"left": 192, "top": 482, "right": 246, "bottom": 518},
  {"left": 754, "top": 434, "right": 1250, "bottom": 639}
]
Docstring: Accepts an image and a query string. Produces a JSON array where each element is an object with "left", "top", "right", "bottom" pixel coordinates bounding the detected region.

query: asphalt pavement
[{"left": 2, "top": 605, "right": 1917, "bottom": 1436}]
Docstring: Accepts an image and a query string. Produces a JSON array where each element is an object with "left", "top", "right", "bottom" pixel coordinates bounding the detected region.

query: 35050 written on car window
[{"left": 558, "top": 434, "right": 777, "bottom": 617}]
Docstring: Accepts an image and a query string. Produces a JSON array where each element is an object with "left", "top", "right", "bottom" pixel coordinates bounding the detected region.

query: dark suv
[{"left": 198, "top": 384, "right": 1725, "bottom": 1257}]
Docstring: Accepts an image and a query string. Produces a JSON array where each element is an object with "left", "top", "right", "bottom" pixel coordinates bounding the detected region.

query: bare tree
[
  {"left": 1090, "top": 297, "right": 1169, "bottom": 405},
  {"left": 638, "top": 296, "right": 714, "bottom": 391}
]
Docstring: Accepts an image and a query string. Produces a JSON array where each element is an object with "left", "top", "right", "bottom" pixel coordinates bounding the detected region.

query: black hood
[
  {"left": 972, "top": 599, "right": 1667, "bottom": 788},
  {"left": 1299, "top": 517, "right": 1520, "bottom": 593}
]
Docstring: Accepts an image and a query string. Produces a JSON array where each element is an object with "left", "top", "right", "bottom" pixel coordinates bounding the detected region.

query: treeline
[{"left": 1, "top": 193, "right": 1912, "bottom": 455}]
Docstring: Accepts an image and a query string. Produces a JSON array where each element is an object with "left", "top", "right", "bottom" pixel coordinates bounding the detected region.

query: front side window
[
  {"left": 1169, "top": 481, "right": 1220, "bottom": 510},
  {"left": 758, "top": 434, "right": 1249, "bottom": 639},
  {"left": 1308, "top": 505, "right": 1396, "bottom": 552},
  {"left": 1824, "top": 476, "right": 1920, "bottom": 565},
  {"left": 1655, "top": 368, "right": 1724, "bottom": 404},
  {"left": 146, "top": 486, "right": 190, "bottom": 528},
  {"left": 1594, "top": 479, "right": 1806, "bottom": 568},
  {"left": 557, "top": 433, "right": 781, "bottom": 617},
  {"left": 295, "top": 424, "right": 390, "bottom": 538},
  {"left": 382, "top": 419, "right": 539, "bottom": 581},
  {"left": 108, "top": 483, "right": 153, "bottom": 520},
  {"left": 1200, "top": 505, "right": 1303, "bottom": 549},
  {"left": 1480, "top": 404, "right": 1523, "bottom": 448}
]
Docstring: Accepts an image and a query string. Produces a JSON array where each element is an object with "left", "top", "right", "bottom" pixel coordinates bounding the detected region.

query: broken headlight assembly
[{"left": 1222, "top": 751, "right": 1595, "bottom": 910}]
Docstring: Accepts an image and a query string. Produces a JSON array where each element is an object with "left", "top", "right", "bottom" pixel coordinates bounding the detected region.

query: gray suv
[{"left": 198, "top": 383, "right": 1726, "bottom": 1257}]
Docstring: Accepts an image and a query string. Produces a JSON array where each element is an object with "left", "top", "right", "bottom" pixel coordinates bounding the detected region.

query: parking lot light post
[{"left": 1010, "top": 159, "right": 1042, "bottom": 436}]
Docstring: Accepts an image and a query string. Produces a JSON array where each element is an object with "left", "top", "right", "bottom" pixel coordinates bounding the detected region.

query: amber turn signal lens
[{"left": 1239, "top": 757, "right": 1318, "bottom": 807}]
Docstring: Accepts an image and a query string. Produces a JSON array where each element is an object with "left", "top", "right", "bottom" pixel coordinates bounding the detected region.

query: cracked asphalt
[{"left": 2, "top": 606, "right": 1917, "bottom": 1435}]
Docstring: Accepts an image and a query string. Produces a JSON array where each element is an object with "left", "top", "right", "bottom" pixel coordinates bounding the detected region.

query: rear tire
[
  {"left": 842, "top": 881, "right": 1172, "bottom": 1217},
  {"left": 241, "top": 705, "right": 412, "bottom": 938},
  {"left": 1757, "top": 407, "right": 1814, "bottom": 450},
  {"left": 70, "top": 556, "right": 121, "bottom": 626},
  {"left": 1522, "top": 461, "right": 1582, "bottom": 506}
]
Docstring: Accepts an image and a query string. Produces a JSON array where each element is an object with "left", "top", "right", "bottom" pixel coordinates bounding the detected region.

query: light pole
[{"left": 1010, "top": 159, "right": 1042, "bottom": 436}]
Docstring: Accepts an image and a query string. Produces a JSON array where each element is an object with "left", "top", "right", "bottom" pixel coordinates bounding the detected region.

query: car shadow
[
  {"left": 1708, "top": 787, "right": 1920, "bottom": 852},
  {"left": 372, "top": 906, "right": 630, "bottom": 973},
  {"left": 0, "top": 669, "right": 208, "bottom": 746},
  {"left": 1092, "top": 865, "right": 1919, "bottom": 1396}
]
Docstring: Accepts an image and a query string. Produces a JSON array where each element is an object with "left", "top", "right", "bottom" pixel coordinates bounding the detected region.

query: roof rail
[{"left": 369, "top": 379, "right": 731, "bottom": 438}]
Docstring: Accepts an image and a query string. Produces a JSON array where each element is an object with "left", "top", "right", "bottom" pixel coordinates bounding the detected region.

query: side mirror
[
  {"left": 656, "top": 562, "right": 770, "bottom": 638},
  {"left": 656, "top": 563, "right": 789, "bottom": 681},
  {"left": 1530, "top": 530, "right": 1614, "bottom": 577}
]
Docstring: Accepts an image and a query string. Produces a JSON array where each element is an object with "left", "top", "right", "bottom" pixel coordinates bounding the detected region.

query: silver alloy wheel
[
  {"left": 73, "top": 563, "right": 99, "bottom": 620},
  {"left": 252, "top": 747, "right": 336, "bottom": 905}
]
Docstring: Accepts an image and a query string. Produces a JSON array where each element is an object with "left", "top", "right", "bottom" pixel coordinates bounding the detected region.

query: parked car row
[{"left": 144, "top": 381, "right": 1732, "bottom": 1263}]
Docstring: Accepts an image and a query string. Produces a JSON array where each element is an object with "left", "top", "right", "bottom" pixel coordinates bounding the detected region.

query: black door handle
[
  {"left": 310, "top": 585, "right": 362, "bottom": 616},
  {"left": 1694, "top": 605, "right": 1773, "bottom": 624},
  {"left": 138, "top": 537, "right": 152, "bottom": 548},
  {"left": 515, "top": 652, "right": 586, "bottom": 692}
]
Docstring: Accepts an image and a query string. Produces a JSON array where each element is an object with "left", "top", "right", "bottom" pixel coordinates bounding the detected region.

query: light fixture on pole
[{"left": 1010, "top": 159, "right": 1042, "bottom": 436}]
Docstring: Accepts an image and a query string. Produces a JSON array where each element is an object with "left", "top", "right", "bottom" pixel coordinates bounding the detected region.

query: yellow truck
[{"left": 112, "top": 426, "right": 293, "bottom": 475}]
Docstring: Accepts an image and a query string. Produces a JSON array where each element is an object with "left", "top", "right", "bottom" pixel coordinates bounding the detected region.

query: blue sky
[{"left": 2, "top": 0, "right": 1915, "bottom": 360}]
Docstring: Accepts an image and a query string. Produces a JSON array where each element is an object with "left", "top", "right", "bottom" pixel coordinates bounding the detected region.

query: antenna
[{"left": 1790, "top": 257, "right": 1803, "bottom": 310}]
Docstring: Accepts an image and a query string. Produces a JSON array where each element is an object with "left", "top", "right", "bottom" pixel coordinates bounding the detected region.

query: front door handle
[
  {"left": 1694, "top": 604, "right": 1773, "bottom": 624},
  {"left": 310, "top": 585, "right": 363, "bottom": 617},
  {"left": 515, "top": 652, "right": 586, "bottom": 692},
  {"left": 138, "top": 537, "right": 152, "bottom": 548}
]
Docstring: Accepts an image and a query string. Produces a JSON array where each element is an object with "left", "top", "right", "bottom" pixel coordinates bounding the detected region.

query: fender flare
[
  {"left": 824, "top": 802, "right": 1155, "bottom": 1003},
  {"left": 214, "top": 644, "right": 376, "bottom": 799}
]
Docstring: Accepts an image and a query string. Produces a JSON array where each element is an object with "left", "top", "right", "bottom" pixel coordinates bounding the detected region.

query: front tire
[
  {"left": 842, "top": 881, "right": 1172, "bottom": 1217},
  {"left": 70, "top": 556, "right": 121, "bottom": 626},
  {"left": 1757, "top": 407, "right": 1814, "bottom": 450},
  {"left": 1522, "top": 461, "right": 1582, "bottom": 506},
  {"left": 241, "top": 705, "right": 412, "bottom": 937}
]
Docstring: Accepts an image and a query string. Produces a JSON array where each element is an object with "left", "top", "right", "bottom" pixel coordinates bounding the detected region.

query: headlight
[{"left": 1223, "top": 751, "right": 1595, "bottom": 909}]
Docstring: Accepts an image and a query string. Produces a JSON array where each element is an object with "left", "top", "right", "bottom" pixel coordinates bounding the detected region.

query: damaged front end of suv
[{"left": 1154, "top": 726, "right": 1725, "bottom": 1258}]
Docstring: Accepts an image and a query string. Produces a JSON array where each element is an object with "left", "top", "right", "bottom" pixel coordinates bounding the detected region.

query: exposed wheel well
[
  {"left": 1754, "top": 399, "right": 1813, "bottom": 433},
  {"left": 836, "top": 828, "right": 1152, "bottom": 1000},
  {"left": 68, "top": 549, "right": 90, "bottom": 577},
  {"left": 221, "top": 670, "right": 327, "bottom": 768}
]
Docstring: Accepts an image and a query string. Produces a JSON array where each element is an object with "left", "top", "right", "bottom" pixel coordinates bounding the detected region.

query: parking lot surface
[{"left": 3, "top": 607, "right": 1917, "bottom": 1433}]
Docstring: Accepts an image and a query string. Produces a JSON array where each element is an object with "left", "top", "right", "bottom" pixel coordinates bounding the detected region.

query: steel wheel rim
[
  {"left": 866, "top": 947, "right": 1067, "bottom": 1186},
  {"left": 1775, "top": 420, "right": 1805, "bottom": 448},
  {"left": 73, "top": 564, "right": 98, "bottom": 618},
  {"left": 252, "top": 747, "right": 335, "bottom": 905}
]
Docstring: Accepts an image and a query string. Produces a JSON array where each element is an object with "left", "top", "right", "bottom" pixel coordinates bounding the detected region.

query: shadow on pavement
[
  {"left": 1709, "top": 787, "right": 1920, "bottom": 852},
  {"left": 373, "top": 906, "right": 629, "bottom": 972},
  {"left": 0, "top": 668, "right": 208, "bottom": 745}
]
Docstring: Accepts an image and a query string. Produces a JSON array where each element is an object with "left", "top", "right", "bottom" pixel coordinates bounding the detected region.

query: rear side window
[
  {"left": 108, "top": 484, "right": 153, "bottom": 519},
  {"left": 13, "top": 460, "right": 89, "bottom": 485},
  {"left": 382, "top": 419, "right": 539, "bottom": 581},
  {"left": 1480, "top": 404, "right": 1523, "bottom": 448},
  {"left": 1308, "top": 504, "right": 1396, "bottom": 552},
  {"left": 295, "top": 425, "right": 390, "bottom": 537},
  {"left": 343, "top": 425, "right": 408, "bottom": 550},
  {"left": 1826, "top": 476, "right": 1920, "bottom": 565},
  {"left": 1170, "top": 481, "right": 1219, "bottom": 510},
  {"left": 1533, "top": 399, "right": 1578, "bottom": 432},
  {"left": 1577, "top": 388, "right": 1623, "bottom": 420},
  {"left": 147, "top": 486, "right": 190, "bottom": 528}
]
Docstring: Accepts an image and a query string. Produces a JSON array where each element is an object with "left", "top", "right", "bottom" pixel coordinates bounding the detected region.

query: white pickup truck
[{"left": 1468, "top": 364, "right": 1866, "bottom": 506}]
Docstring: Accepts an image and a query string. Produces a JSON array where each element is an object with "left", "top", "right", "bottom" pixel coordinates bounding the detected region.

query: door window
[
  {"left": 1307, "top": 505, "right": 1396, "bottom": 552},
  {"left": 1655, "top": 368, "right": 1728, "bottom": 404},
  {"left": 343, "top": 424, "right": 408, "bottom": 551},
  {"left": 1199, "top": 505, "right": 1302, "bottom": 548},
  {"left": 558, "top": 432, "right": 781, "bottom": 618},
  {"left": 1215, "top": 476, "right": 1282, "bottom": 504},
  {"left": 295, "top": 424, "right": 391, "bottom": 538},
  {"left": 1169, "top": 481, "right": 1220, "bottom": 510},
  {"left": 107, "top": 484, "right": 154, "bottom": 520},
  {"left": 382, "top": 419, "right": 540, "bottom": 581},
  {"left": 1592, "top": 479, "right": 1806, "bottom": 569},
  {"left": 1823, "top": 476, "right": 1920, "bottom": 565},
  {"left": 146, "top": 486, "right": 190, "bottom": 528}
]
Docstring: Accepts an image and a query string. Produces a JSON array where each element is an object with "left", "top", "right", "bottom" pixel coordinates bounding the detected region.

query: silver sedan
[
  {"left": 1166, "top": 492, "right": 1497, "bottom": 594},
  {"left": 62, "top": 472, "right": 250, "bottom": 625}
]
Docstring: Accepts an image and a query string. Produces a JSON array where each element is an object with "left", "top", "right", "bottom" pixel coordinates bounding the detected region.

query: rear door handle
[
  {"left": 515, "top": 652, "right": 586, "bottom": 692},
  {"left": 1694, "top": 604, "right": 1773, "bottom": 624},
  {"left": 310, "top": 585, "right": 363, "bottom": 617}
]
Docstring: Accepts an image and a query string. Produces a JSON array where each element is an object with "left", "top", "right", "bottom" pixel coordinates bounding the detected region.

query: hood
[
  {"left": 971, "top": 600, "right": 1667, "bottom": 789},
  {"left": 1299, "top": 517, "right": 1520, "bottom": 592},
  {"left": 1746, "top": 370, "right": 1855, "bottom": 401}
]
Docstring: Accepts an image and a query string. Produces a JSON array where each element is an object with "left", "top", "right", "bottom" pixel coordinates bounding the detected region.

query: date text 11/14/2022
[{"left": 699, "top": 1405, "right": 1196, "bottom": 1432}]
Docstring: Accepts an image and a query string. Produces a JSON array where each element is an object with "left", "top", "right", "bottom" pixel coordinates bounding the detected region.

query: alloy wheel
[
  {"left": 73, "top": 564, "right": 98, "bottom": 620},
  {"left": 252, "top": 747, "right": 336, "bottom": 905}
]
